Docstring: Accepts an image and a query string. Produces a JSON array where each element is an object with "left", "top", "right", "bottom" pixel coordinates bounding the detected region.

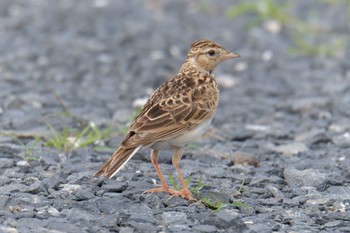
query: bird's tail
[{"left": 94, "top": 145, "right": 142, "bottom": 178}]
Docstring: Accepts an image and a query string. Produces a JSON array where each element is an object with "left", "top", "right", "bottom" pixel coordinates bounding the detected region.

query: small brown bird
[{"left": 94, "top": 40, "right": 240, "bottom": 200}]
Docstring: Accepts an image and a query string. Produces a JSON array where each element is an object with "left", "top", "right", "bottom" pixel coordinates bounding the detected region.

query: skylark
[{"left": 94, "top": 40, "right": 240, "bottom": 200}]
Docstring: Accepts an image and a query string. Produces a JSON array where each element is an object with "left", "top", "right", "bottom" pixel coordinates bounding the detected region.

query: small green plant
[
  {"left": 238, "top": 175, "right": 246, "bottom": 194},
  {"left": 18, "top": 140, "right": 40, "bottom": 162},
  {"left": 186, "top": 143, "right": 199, "bottom": 149},
  {"left": 118, "top": 106, "right": 142, "bottom": 135},
  {"left": 226, "top": 0, "right": 290, "bottom": 25},
  {"left": 43, "top": 122, "right": 112, "bottom": 152},
  {"left": 288, "top": 33, "right": 346, "bottom": 57},
  {"left": 167, "top": 173, "right": 249, "bottom": 212},
  {"left": 167, "top": 172, "right": 192, "bottom": 191},
  {"left": 189, "top": 173, "right": 210, "bottom": 199},
  {"left": 1, "top": 133, "right": 39, "bottom": 162},
  {"left": 200, "top": 194, "right": 250, "bottom": 213},
  {"left": 226, "top": 0, "right": 346, "bottom": 57}
]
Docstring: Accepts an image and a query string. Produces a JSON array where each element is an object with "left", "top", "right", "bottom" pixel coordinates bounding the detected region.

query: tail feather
[{"left": 94, "top": 145, "right": 142, "bottom": 178}]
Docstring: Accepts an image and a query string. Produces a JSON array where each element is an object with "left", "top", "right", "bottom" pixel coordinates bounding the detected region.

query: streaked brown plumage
[{"left": 94, "top": 40, "right": 240, "bottom": 200}]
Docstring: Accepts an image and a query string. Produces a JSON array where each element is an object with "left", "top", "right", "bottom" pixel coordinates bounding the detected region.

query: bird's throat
[{"left": 183, "top": 58, "right": 213, "bottom": 76}]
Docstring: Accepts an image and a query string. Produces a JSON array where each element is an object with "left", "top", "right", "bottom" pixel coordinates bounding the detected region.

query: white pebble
[
  {"left": 264, "top": 19, "right": 282, "bottom": 34},
  {"left": 261, "top": 50, "right": 273, "bottom": 62},
  {"left": 16, "top": 160, "right": 30, "bottom": 167}
]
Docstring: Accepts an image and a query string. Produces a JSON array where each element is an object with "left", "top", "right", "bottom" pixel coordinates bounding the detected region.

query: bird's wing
[{"left": 120, "top": 74, "right": 218, "bottom": 148}]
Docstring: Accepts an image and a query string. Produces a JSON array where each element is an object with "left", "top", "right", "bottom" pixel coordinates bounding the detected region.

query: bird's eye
[{"left": 208, "top": 50, "right": 216, "bottom": 56}]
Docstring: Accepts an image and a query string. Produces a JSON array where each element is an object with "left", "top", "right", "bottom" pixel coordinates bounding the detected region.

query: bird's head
[{"left": 186, "top": 40, "right": 240, "bottom": 74}]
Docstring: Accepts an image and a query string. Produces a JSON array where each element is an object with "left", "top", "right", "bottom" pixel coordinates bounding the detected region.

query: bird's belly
[{"left": 150, "top": 118, "right": 213, "bottom": 150}]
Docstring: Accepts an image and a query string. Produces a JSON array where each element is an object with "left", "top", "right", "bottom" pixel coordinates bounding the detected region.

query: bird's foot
[{"left": 143, "top": 187, "right": 195, "bottom": 201}]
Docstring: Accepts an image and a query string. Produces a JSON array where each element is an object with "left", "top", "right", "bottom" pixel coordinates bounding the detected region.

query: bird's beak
[{"left": 223, "top": 52, "right": 241, "bottom": 60}]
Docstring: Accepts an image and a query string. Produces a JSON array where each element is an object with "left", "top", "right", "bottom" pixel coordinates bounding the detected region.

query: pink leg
[
  {"left": 172, "top": 148, "right": 194, "bottom": 201},
  {"left": 143, "top": 149, "right": 194, "bottom": 201}
]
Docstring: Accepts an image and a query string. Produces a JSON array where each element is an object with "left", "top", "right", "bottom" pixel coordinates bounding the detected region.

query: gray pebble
[
  {"left": 162, "top": 211, "right": 188, "bottom": 225},
  {"left": 284, "top": 167, "right": 327, "bottom": 190}
]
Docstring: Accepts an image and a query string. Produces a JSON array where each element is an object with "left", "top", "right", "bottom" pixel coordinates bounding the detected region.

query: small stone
[
  {"left": 230, "top": 164, "right": 254, "bottom": 175},
  {"left": 261, "top": 50, "right": 274, "bottom": 62},
  {"left": 59, "top": 184, "right": 81, "bottom": 194},
  {"left": 267, "top": 142, "right": 308, "bottom": 156},
  {"left": 324, "top": 220, "right": 343, "bottom": 228},
  {"left": 0, "top": 195, "right": 10, "bottom": 209},
  {"left": 16, "top": 160, "right": 30, "bottom": 167},
  {"left": 119, "top": 227, "right": 134, "bottom": 233},
  {"left": 284, "top": 167, "right": 327, "bottom": 189},
  {"left": 231, "top": 151, "right": 259, "bottom": 167},
  {"left": 250, "top": 174, "right": 283, "bottom": 187},
  {"left": 144, "top": 194, "right": 163, "bottom": 209},
  {"left": 1, "top": 183, "right": 28, "bottom": 194},
  {"left": 192, "top": 225, "right": 217, "bottom": 232},
  {"left": 214, "top": 210, "right": 248, "bottom": 230},
  {"left": 162, "top": 211, "right": 187, "bottom": 225},
  {"left": 47, "top": 206, "right": 60, "bottom": 217},
  {"left": 266, "top": 185, "right": 284, "bottom": 198},
  {"left": 27, "top": 181, "right": 43, "bottom": 194},
  {"left": 102, "top": 182, "right": 128, "bottom": 192},
  {"left": 75, "top": 188, "right": 95, "bottom": 201},
  {"left": 0, "top": 227, "right": 18, "bottom": 233},
  {"left": 128, "top": 213, "right": 157, "bottom": 225},
  {"left": 65, "top": 171, "right": 91, "bottom": 183},
  {"left": 326, "top": 186, "right": 350, "bottom": 199},
  {"left": 289, "top": 97, "right": 330, "bottom": 112},
  {"left": 332, "top": 132, "right": 350, "bottom": 147},
  {"left": 329, "top": 121, "right": 350, "bottom": 133},
  {"left": 163, "top": 196, "right": 189, "bottom": 207},
  {"left": 42, "top": 176, "right": 63, "bottom": 190},
  {"left": 167, "top": 224, "right": 192, "bottom": 232},
  {"left": 23, "top": 177, "right": 38, "bottom": 186},
  {"left": 264, "top": 19, "right": 282, "bottom": 34},
  {"left": 126, "top": 222, "right": 157, "bottom": 232},
  {"left": 331, "top": 200, "right": 346, "bottom": 212},
  {"left": 295, "top": 129, "right": 325, "bottom": 142},
  {"left": 0, "top": 158, "right": 14, "bottom": 168},
  {"left": 201, "top": 166, "right": 227, "bottom": 178},
  {"left": 260, "top": 198, "right": 283, "bottom": 206},
  {"left": 245, "top": 124, "right": 270, "bottom": 131},
  {"left": 61, "top": 208, "right": 95, "bottom": 223}
]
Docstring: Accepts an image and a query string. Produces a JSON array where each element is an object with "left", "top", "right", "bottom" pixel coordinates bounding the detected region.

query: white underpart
[
  {"left": 109, "top": 145, "right": 142, "bottom": 179},
  {"left": 151, "top": 117, "right": 213, "bottom": 150}
]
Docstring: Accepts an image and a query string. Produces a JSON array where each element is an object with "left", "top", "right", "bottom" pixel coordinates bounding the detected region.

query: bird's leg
[
  {"left": 143, "top": 149, "right": 194, "bottom": 201},
  {"left": 144, "top": 149, "right": 171, "bottom": 193},
  {"left": 172, "top": 148, "right": 194, "bottom": 201}
]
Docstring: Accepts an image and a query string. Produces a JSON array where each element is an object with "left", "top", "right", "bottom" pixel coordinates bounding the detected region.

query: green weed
[
  {"left": 226, "top": 0, "right": 347, "bottom": 57},
  {"left": 226, "top": 0, "right": 290, "bottom": 25},
  {"left": 167, "top": 173, "right": 249, "bottom": 212},
  {"left": 43, "top": 122, "right": 112, "bottom": 152},
  {"left": 288, "top": 33, "right": 346, "bottom": 57},
  {"left": 200, "top": 194, "right": 250, "bottom": 213},
  {"left": 1, "top": 133, "right": 39, "bottom": 162}
]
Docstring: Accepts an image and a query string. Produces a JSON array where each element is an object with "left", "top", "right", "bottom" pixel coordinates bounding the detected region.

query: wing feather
[{"left": 121, "top": 73, "right": 218, "bottom": 148}]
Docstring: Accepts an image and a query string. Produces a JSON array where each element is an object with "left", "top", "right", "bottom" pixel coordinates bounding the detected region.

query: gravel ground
[{"left": 1, "top": 0, "right": 350, "bottom": 232}]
